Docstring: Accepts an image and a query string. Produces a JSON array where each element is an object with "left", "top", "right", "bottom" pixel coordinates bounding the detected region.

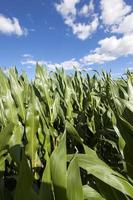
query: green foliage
[{"left": 0, "top": 65, "right": 133, "bottom": 199}]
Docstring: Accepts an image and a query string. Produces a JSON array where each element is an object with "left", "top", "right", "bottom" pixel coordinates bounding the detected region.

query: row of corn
[{"left": 0, "top": 65, "right": 133, "bottom": 199}]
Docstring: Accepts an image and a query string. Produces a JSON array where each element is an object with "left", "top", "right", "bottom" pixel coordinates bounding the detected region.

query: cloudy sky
[{"left": 0, "top": 0, "right": 133, "bottom": 78}]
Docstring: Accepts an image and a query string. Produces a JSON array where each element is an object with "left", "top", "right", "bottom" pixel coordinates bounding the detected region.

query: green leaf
[
  {"left": 25, "top": 88, "right": 41, "bottom": 168},
  {"left": 9, "top": 68, "right": 25, "bottom": 121},
  {"left": 50, "top": 133, "right": 67, "bottom": 200},
  {"left": 128, "top": 78, "right": 133, "bottom": 101},
  {"left": 9, "top": 122, "right": 24, "bottom": 146},
  {"left": 66, "top": 121, "right": 83, "bottom": 144},
  {"left": 117, "top": 116, "right": 133, "bottom": 179},
  {"left": 14, "top": 152, "right": 33, "bottom": 200},
  {"left": 83, "top": 185, "right": 105, "bottom": 200},
  {"left": 39, "top": 151, "right": 53, "bottom": 200},
  {"left": 77, "top": 146, "right": 133, "bottom": 199},
  {"left": 67, "top": 154, "right": 83, "bottom": 200},
  {"left": 0, "top": 123, "right": 14, "bottom": 151}
]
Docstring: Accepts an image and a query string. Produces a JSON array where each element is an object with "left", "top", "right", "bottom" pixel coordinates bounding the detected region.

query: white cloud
[
  {"left": 100, "top": 0, "right": 133, "bottom": 39},
  {"left": 0, "top": 14, "right": 27, "bottom": 36},
  {"left": 97, "top": 35, "right": 133, "bottom": 57},
  {"left": 21, "top": 59, "right": 46, "bottom": 66},
  {"left": 22, "top": 54, "right": 33, "bottom": 58},
  {"left": 100, "top": 0, "right": 132, "bottom": 26},
  {"left": 56, "top": 0, "right": 132, "bottom": 40},
  {"left": 79, "top": 0, "right": 94, "bottom": 17},
  {"left": 55, "top": 0, "right": 99, "bottom": 40},
  {"left": 81, "top": 0, "right": 133, "bottom": 65},
  {"left": 82, "top": 67, "right": 93, "bottom": 71},
  {"left": 55, "top": 0, "right": 80, "bottom": 18},
  {"left": 21, "top": 35, "right": 133, "bottom": 68},
  {"left": 21, "top": 58, "right": 81, "bottom": 70},
  {"left": 126, "top": 67, "right": 133, "bottom": 71},
  {"left": 21, "top": 60, "right": 36, "bottom": 65},
  {"left": 81, "top": 34, "right": 133, "bottom": 64},
  {"left": 20, "top": 0, "right": 133, "bottom": 67},
  {"left": 111, "top": 13, "right": 133, "bottom": 35},
  {"left": 48, "top": 59, "right": 80, "bottom": 70},
  {"left": 81, "top": 53, "right": 116, "bottom": 65},
  {"left": 65, "top": 15, "right": 98, "bottom": 40}
]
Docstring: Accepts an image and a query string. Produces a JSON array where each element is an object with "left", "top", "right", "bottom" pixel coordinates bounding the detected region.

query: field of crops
[{"left": 0, "top": 65, "right": 133, "bottom": 200}]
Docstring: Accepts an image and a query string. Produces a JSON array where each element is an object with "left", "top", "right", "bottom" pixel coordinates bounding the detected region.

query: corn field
[{"left": 0, "top": 65, "right": 133, "bottom": 200}]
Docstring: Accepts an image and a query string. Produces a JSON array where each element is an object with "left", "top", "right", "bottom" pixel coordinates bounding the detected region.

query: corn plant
[{"left": 0, "top": 65, "right": 133, "bottom": 199}]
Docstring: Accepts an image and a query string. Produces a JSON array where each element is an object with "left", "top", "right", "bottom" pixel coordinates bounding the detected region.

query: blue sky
[{"left": 0, "top": 0, "right": 133, "bottom": 78}]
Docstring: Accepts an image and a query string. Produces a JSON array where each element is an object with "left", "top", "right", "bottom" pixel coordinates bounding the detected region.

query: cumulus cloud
[
  {"left": 21, "top": 59, "right": 46, "bottom": 66},
  {"left": 21, "top": 57, "right": 81, "bottom": 70},
  {"left": 55, "top": 0, "right": 98, "bottom": 40},
  {"left": 81, "top": 34, "right": 133, "bottom": 64},
  {"left": 81, "top": 53, "right": 116, "bottom": 65},
  {"left": 55, "top": 0, "right": 80, "bottom": 18},
  {"left": 100, "top": 0, "right": 131, "bottom": 26},
  {"left": 21, "top": 0, "right": 133, "bottom": 67},
  {"left": 100, "top": 0, "right": 133, "bottom": 36},
  {"left": 21, "top": 35, "right": 133, "bottom": 68},
  {"left": 79, "top": 0, "right": 133, "bottom": 65},
  {"left": 79, "top": 0, "right": 94, "bottom": 17},
  {"left": 48, "top": 59, "right": 80, "bottom": 70},
  {"left": 55, "top": 0, "right": 132, "bottom": 40},
  {"left": 65, "top": 14, "right": 98, "bottom": 40},
  {"left": 111, "top": 13, "right": 133, "bottom": 35},
  {"left": 0, "top": 14, "right": 27, "bottom": 36}
]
